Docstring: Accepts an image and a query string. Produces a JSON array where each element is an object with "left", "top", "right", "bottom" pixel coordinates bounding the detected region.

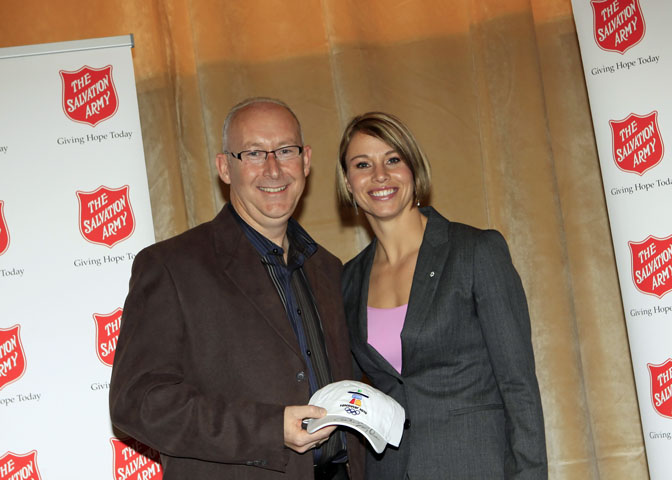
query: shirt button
[
  {"left": 273, "top": 248, "right": 279, "bottom": 254},
  {"left": 296, "top": 371, "right": 306, "bottom": 382},
  {"left": 306, "top": 349, "right": 311, "bottom": 356},
  {"left": 404, "top": 419, "right": 411, "bottom": 429},
  {"left": 297, "top": 308, "right": 302, "bottom": 315}
]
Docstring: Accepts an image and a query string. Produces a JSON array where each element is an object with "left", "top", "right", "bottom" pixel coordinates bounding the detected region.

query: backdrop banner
[
  {"left": 0, "top": 36, "right": 160, "bottom": 480},
  {"left": 571, "top": 1, "right": 672, "bottom": 477}
]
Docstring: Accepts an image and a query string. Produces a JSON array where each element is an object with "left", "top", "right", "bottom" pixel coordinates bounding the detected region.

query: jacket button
[
  {"left": 404, "top": 419, "right": 411, "bottom": 430},
  {"left": 296, "top": 371, "right": 306, "bottom": 382}
]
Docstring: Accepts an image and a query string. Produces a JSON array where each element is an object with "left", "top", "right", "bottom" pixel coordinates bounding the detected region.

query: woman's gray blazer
[{"left": 342, "top": 207, "right": 547, "bottom": 479}]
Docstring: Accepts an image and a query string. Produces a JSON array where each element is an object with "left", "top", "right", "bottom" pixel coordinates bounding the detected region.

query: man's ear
[
  {"left": 302, "top": 145, "right": 312, "bottom": 177},
  {"left": 215, "top": 153, "right": 231, "bottom": 184}
]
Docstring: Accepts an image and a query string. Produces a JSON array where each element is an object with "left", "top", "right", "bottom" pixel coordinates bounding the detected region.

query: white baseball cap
[{"left": 304, "top": 380, "right": 405, "bottom": 454}]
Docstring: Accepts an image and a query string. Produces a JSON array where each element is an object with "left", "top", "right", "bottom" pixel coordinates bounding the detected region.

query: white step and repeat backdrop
[
  {"left": 0, "top": 36, "right": 162, "bottom": 480},
  {"left": 571, "top": 1, "right": 672, "bottom": 478}
]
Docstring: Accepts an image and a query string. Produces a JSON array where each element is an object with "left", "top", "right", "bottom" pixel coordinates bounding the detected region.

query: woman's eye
[
  {"left": 387, "top": 156, "right": 401, "bottom": 164},
  {"left": 355, "top": 162, "right": 369, "bottom": 169}
]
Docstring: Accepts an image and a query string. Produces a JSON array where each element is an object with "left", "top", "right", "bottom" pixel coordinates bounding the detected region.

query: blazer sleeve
[
  {"left": 109, "top": 247, "right": 290, "bottom": 471},
  {"left": 473, "top": 230, "right": 548, "bottom": 479}
]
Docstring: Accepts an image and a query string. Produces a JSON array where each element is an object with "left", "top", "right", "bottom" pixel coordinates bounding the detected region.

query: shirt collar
[{"left": 227, "top": 203, "right": 317, "bottom": 263}]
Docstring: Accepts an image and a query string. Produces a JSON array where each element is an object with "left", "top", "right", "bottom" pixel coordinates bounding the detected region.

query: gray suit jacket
[
  {"left": 342, "top": 207, "right": 547, "bottom": 479},
  {"left": 110, "top": 206, "right": 364, "bottom": 480}
]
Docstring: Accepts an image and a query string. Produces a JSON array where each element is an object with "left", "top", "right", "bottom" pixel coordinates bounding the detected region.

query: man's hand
[{"left": 284, "top": 405, "right": 337, "bottom": 453}]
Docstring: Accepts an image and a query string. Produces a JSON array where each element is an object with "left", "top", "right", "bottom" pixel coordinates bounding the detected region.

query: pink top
[{"left": 367, "top": 304, "right": 407, "bottom": 374}]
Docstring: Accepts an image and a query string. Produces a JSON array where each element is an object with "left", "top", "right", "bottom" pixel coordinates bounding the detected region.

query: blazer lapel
[
  {"left": 303, "top": 250, "right": 359, "bottom": 382},
  {"left": 400, "top": 207, "right": 452, "bottom": 367},
  {"left": 212, "top": 208, "right": 302, "bottom": 359},
  {"left": 353, "top": 242, "right": 404, "bottom": 381}
]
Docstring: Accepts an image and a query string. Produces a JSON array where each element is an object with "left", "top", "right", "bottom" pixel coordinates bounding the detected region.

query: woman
[{"left": 337, "top": 112, "right": 547, "bottom": 479}]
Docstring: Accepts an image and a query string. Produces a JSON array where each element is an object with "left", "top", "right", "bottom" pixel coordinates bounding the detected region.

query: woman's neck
[{"left": 368, "top": 206, "right": 428, "bottom": 266}]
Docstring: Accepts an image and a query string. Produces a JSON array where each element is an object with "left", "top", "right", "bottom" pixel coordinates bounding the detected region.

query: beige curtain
[{"left": 1, "top": 0, "right": 648, "bottom": 477}]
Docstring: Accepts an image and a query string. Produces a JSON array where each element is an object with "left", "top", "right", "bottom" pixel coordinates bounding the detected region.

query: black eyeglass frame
[{"left": 224, "top": 145, "right": 304, "bottom": 162}]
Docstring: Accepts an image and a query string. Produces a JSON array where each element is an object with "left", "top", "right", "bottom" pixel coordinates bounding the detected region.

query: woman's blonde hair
[{"left": 336, "top": 112, "right": 431, "bottom": 206}]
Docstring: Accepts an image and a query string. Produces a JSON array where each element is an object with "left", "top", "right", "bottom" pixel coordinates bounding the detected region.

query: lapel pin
[{"left": 429, "top": 271, "right": 435, "bottom": 277}]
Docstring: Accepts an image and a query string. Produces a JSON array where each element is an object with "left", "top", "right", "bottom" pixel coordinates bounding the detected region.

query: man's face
[{"left": 216, "top": 103, "right": 311, "bottom": 239}]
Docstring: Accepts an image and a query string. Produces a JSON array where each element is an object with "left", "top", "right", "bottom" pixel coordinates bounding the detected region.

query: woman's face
[{"left": 344, "top": 132, "right": 415, "bottom": 221}]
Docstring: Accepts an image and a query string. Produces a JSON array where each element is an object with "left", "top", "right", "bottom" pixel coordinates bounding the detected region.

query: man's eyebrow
[{"left": 240, "top": 140, "right": 299, "bottom": 150}]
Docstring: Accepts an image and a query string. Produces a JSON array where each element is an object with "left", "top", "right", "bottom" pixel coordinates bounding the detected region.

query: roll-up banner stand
[
  {"left": 0, "top": 36, "right": 161, "bottom": 479},
  {"left": 571, "top": 1, "right": 672, "bottom": 478}
]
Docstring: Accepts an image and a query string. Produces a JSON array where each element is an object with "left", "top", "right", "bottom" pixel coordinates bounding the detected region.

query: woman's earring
[{"left": 416, "top": 199, "right": 420, "bottom": 207}]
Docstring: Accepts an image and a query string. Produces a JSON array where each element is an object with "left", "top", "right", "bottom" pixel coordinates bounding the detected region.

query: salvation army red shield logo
[
  {"left": 77, "top": 185, "right": 135, "bottom": 248},
  {"left": 60, "top": 65, "right": 119, "bottom": 127},
  {"left": 610, "top": 112, "right": 664, "bottom": 175},
  {"left": 111, "top": 437, "right": 163, "bottom": 480},
  {"left": 0, "top": 451, "right": 42, "bottom": 480},
  {"left": 591, "top": 0, "right": 645, "bottom": 54},
  {"left": 0, "top": 201, "right": 8, "bottom": 256},
  {"left": 94, "top": 308, "right": 122, "bottom": 367},
  {"left": 629, "top": 234, "right": 672, "bottom": 298},
  {"left": 0, "top": 325, "right": 26, "bottom": 392},
  {"left": 648, "top": 359, "right": 672, "bottom": 419}
]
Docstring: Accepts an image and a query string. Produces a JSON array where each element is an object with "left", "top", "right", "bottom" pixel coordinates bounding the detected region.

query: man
[{"left": 110, "top": 98, "right": 363, "bottom": 479}]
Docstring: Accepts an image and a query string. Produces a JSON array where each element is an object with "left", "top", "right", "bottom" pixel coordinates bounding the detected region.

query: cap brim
[{"left": 305, "top": 415, "right": 388, "bottom": 454}]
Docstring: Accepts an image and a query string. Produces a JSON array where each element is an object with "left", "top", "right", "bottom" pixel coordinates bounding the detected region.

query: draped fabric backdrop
[{"left": 0, "top": 0, "right": 649, "bottom": 478}]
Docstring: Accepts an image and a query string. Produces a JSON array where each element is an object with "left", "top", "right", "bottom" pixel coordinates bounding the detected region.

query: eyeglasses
[{"left": 225, "top": 145, "right": 303, "bottom": 165}]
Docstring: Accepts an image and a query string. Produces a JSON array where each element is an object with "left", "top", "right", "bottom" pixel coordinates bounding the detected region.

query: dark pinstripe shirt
[{"left": 228, "top": 204, "right": 345, "bottom": 465}]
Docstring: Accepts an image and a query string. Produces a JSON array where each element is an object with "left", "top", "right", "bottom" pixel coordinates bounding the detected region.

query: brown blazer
[{"left": 110, "top": 206, "right": 364, "bottom": 479}]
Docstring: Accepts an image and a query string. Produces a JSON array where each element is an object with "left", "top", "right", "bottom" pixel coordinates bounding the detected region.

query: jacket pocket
[{"left": 448, "top": 403, "right": 503, "bottom": 416}]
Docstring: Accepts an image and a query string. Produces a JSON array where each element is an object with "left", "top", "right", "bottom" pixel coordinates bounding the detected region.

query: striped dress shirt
[{"left": 228, "top": 204, "right": 346, "bottom": 466}]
